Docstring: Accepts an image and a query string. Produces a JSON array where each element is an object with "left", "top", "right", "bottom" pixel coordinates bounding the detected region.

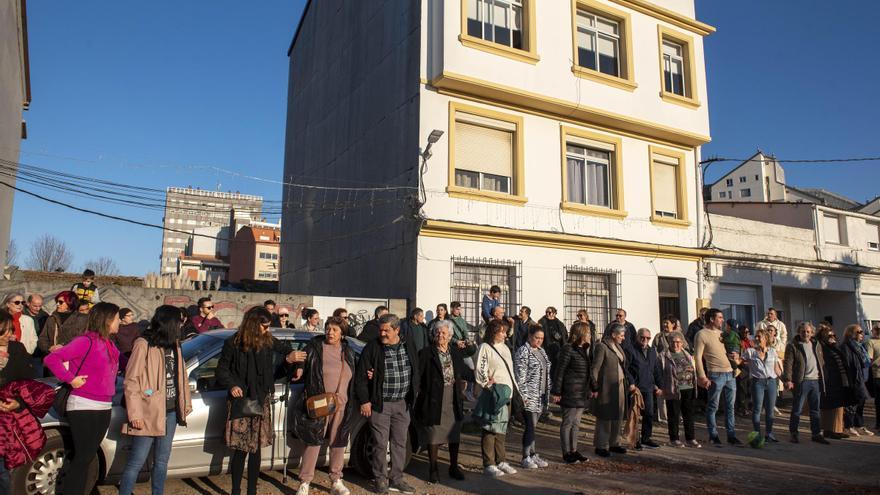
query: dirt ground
[{"left": 101, "top": 399, "right": 880, "bottom": 495}]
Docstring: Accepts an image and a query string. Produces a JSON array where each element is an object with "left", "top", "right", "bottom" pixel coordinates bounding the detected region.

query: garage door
[
  {"left": 861, "top": 294, "right": 880, "bottom": 323},
  {"left": 717, "top": 284, "right": 758, "bottom": 330}
]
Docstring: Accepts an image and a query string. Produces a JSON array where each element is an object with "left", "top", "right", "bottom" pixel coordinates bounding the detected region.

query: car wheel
[
  {"left": 352, "top": 426, "right": 413, "bottom": 478},
  {"left": 12, "top": 429, "right": 99, "bottom": 495}
]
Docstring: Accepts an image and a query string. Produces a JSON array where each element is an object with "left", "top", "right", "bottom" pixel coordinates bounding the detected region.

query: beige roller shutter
[
  {"left": 652, "top": 159, "right": 678, "bottom": 216},
  {"left": 455, "top": 121, "right": 513, "bottom": 178}
]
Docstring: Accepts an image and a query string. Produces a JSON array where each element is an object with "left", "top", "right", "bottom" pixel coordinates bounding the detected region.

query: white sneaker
[
  {"left": 484, "top": 465, "right": 504, "bottom": 477},
  {"left": 531, "top": 454, "right": 549, "bottom": 468},
  {"left": 859, "top": 427, "right": 875, "bottom": 437},
  {"left": 296, "top": 482, "right": 310, "bottom": 495},
  {"left": 331, "top": 480, "right": 350, "bottom": 495},
  {"left": 497, "top": 462, "right": 518, "bottom": 474},
  {"left": 847, "top": 427, "right": 861, "bottom": 437},
  {"left": 520, "top": 456, "right": 538, "bottom": 469}
]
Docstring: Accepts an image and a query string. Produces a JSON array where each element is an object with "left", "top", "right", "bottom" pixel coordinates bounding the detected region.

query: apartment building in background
[
  {"left": 282, "top": 0, "right": 715, "bottom": 331},
  {"left": 228, "top": 222, "right": 281, "bottom": 283},
  {"left": 0, "top": 0, "right": 30, "bottom": 267},
  {"left": 160, "top": 187, "right": 263, "bottom": 275}
]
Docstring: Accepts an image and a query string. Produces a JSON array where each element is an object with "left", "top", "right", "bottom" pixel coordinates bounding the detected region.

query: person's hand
[
  {"left": 551, "top": 395, "right": 561, "bottom": 404},
  {"left": 655, "top": 388, "right": 663, "bottom": 396},
  {"left": 698, "top": 377, "right": 711, "bottom": 389},
  {"left": 457, "top": 341, "right": 466, "bottom": 349},
  {"left": 286, "top": 350, "right": 306, "bottom": 363},
  {"left": 207, "top": 310, "right": 215, "bottom": 320},
  {"left": 486, "top": 376, "right": 496, "bottom": 387},
  {"left": 292, "top": 368, "right": 304, "bottom": 381},
  {"left": 71, "top": 375, "right": 88, "bottom": 389},
  {"left": 366, "top": 369, "right": 374, "bottom": 380},
  {"left": 628, "top": 384, "right": 636, "bottom": 392},
  {"left": 129, "top": 419, "right": 144, "bottom": 430},
  {"left": 0, "top": 399, "right": 20, "bottom": 412},
  {"left": 360, "top": 403, "right": 372, "bottom": 417},
  {"left": 49, "top": 345, "right": 62, "bottom": 352},
  {"left": 590, "top": 392, "right": 599, "bottom": 399},
  {"left": 230, "top": 386, "right": 244, "bottom": 398},
  {"left": 786, "top": 381, "right": 794, "bottom": 391}
]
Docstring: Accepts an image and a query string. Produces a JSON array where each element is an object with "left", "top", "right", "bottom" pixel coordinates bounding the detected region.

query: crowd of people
[{"left": 0, "top": 276, "right": 878, "bottom": 495}]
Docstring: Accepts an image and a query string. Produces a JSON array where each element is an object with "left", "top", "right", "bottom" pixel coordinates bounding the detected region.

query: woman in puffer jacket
[
  {"left": 0, "top": 309, "right": 55, "bottom": 495},
  {"left": 551, "top": 321, "right": 593, "bottom": 463}
]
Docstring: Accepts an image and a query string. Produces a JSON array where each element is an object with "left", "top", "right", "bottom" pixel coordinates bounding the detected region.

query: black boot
[
  {"left": 448, "top": 443, "right": 465, "bottom": 480},
  {"left": 428, "top": 444, "right": 440, "bottom": 483}
]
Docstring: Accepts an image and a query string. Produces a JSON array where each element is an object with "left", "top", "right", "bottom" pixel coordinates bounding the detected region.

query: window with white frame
[
  {"left": 566, "top": 140, "right": 613, "bottom": 208},
  {"left": 725, "top": 178, "right": 733, "bottom": 187},
  {"left": 719, "top": 191, "right": 727, "bottom": 199},
  {"left": 466, "top": 0, "right": 524, "bottom": 50},
  {"left": 576, "top": 9, "right": 620, "bottom": 77},
  {"left": 651, "top": 153, "right": 681, "bottom": 219},
  {"left": 662, "top": 39, "right": 686, "bottom": 96},
  {"left": 868, "top": 223, "right": 880, "bottom": 251},
  {"left": 739, "top": 176, "right": 747, "bottom": 183},
  {"left": 740, "top": 188, "right": 751, "bottom": 198},
  {"left": 454, "top": 114, "right": 515, "bottom": 194},
  {"left": 823, "top": 213, "right": 844, "bottom": 245}
]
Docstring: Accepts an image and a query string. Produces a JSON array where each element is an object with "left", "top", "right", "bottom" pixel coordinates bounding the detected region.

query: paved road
[{"left": 100, "top": 402, "right": 880, "bottom": 495}]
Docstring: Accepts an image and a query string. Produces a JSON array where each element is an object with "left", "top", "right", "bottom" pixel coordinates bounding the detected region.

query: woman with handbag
[
  {"left": 513, "top": 324, "right": 551, "bottom": 470},
  {"left": 44, "top": 302, "right": 121, "bottom": 495},
  {"left": 415, "top": 319, "right": 467, "bottom": 484},
  {"left": 216, "top": 307, "right": 304, "bottom": 495},
  {"left": 292, "top": 316, "right": 354, "bottom": 495},
  {"left": 474, "top": 319, "right": 519, "bottom": 477},
  {"left": 118, "top": 305, "right": 193, "bottom": 495}
]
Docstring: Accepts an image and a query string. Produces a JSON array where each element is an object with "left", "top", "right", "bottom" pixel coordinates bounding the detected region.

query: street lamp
[{"left": 421, "top": 129, "right": 444, "bottom": 160}]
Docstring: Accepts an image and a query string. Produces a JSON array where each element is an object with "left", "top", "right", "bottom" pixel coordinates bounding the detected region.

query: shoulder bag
[
  {"left": 52, "top": 337, "right": 93, "bottom": 417},
  {"left": 488, "top": 344, "right": 525, "bottom": 424},
  {"left": 305, "top": 348, "right": 344, "bottom": 419}
]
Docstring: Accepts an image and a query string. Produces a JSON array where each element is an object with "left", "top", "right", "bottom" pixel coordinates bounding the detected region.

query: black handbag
[
  {"left": 230, "top": 397, "right": 263, "bottom": 419},
  {"left": 52, "top": 337, "right": 93, "bottom": 417}
]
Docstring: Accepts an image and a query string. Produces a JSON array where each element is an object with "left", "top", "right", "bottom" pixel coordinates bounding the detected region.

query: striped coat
[{"left": 513, "top": 344, "right": 551, "bottom": 413}]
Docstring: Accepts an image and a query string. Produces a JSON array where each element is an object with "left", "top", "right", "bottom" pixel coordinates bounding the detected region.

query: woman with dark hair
[
  {"left": 300, "top": 308, "right": 321, "bottom": 332},
  {"left": 118, "top": 305, "right": 193, "bottom": 495},
  {"left": 114, "top": 308, "right": 141, "bottom": 369},
  {"left": 816, "top": 323, "right": 849, "bottom": 440},
  {"left": 37, "top": 291, "right": 78, "bottom": 357},
  {"left": 841, "top": 324, "right": 873, "bottom": 437},
  {"left": 551, "top": 321, "right": 593, "bottom": 463},
  {"left": 514, "top": 324, "right": 551, "bottom": 470},
  {"left": 292, "top": 316, "right": 355, "bottom": 495},
  {"left": 474, "top": 319, "right": 518, "bottom": 477},
  {"left": 415, "top": 319, "right": 467, "bottom": 484},
  {"left": 44, "top": 302, "right": 121, "bottom": 495},
  {"left": 2, "top": 293, "right": 37, "bottom": 354},
  {"left": 428, "top": 303, "right": 449, "bottom": 332},
  {"left": 216, "top": 307, "right": 304, "bottom": 495},
  {"left": 0, "top": 309, "right": 55, "bottom": 494}
]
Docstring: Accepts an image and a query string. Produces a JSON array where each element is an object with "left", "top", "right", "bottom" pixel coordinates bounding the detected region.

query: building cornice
[
  {"left": 709, "top": 250, "right": 880, "bottom": 277},
  {"left": 420, "top": 219, "right": 712, "bottom": 262},
  {"left": 429, "top": 71, "right": 711, "bottom": 148},
  {"left": 607, "top": 0, "right": 716, "bottom": 36}
]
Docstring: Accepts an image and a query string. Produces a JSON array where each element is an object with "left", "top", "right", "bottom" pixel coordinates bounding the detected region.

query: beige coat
[{"left": 122, "top": 338, "right": 192, "bottom": 436}]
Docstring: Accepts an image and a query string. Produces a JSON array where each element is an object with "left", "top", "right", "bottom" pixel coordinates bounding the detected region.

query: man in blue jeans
[
  {"left": 782, "top": 321, "right": 830, "bottom": 444},
  {"left": 694, "top": 308, "right": 742, "bottom": 445}
]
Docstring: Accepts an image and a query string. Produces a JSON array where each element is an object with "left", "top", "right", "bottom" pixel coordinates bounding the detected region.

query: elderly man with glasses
[{"left": 626, "top": 328, "right": 664, "bottom": 449}]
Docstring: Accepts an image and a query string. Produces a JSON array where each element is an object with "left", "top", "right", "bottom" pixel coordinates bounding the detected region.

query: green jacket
[
  {"left": 449, "top": 316, "right": 470, "bottom": 343},
  {"left": 472, "top": 383, "right": 511, "bottom": 427}
]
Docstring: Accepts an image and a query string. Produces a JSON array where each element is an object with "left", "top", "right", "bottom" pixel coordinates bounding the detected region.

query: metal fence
[
  {"left": 563, "top": 266, "right": 621, "bottom": 333},
  {"left": 450, "top": 256, "right": 523, "bottom": 330}
]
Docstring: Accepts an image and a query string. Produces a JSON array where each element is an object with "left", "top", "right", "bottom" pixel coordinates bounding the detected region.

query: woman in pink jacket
[{"left": 44, "top": 302, "right": 120, "bottom": 495}]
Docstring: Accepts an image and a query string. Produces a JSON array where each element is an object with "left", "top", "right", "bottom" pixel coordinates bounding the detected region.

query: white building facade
[{"left": 282, "top": 0, "right": 715, "bottom": 332}]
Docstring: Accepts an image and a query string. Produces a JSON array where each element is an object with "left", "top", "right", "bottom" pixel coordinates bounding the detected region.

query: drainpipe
[
  {"left": 694, "top": 148, "right": 704, "bottom": 300},
  {"left": 812, "top": 205, "right": 823, "bottom": 262}
]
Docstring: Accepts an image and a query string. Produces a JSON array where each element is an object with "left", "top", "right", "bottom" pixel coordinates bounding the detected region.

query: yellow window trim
[
  {"left": 459, "top": 0, "right": 539, "bottom": 65},
  {"left": 606, "top": 0, "right": 716, "bottom": 36},
  {"left": 448, "top": 101, "right": 527, "bottom": 205},
  {"left": 569, "top": 0, "right": 637, "bottom": 92},
  {"left": 559, "top": 125, "right": 626, "bottom": 218},
  {"left": 431, "top": 71, "right": 711, "bottom": 148},
  {"left": 648, "top": 145, "right": 690, "bottom": 227},
  {"left": 657, "top": 26, "right": 701, "bottom": 108},
  {"left": 420, "top": 219, "right": 712, "bottom": 261}
]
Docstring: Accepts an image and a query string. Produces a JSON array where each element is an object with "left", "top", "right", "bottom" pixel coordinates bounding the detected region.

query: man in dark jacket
[
  {"left": 539, "top": 306, "right": 568, "bottom": 372},
  {"left": 358, "top": 305, "right": 389, "bottom": 342},
  {"left": 782, "top": 321, "right": 829, "bottom": 444},
  {"left": 355, "top": 314, "right": 419, "bottom": 494},
  {"left": 686, "top": 308, "right": 708, "bottom": 348},
  {"left": 400, "top": 308, "right": 429, "bottom": 352},
  {"left": 627, "top": 328, "right": 663, "bottom": 449},
  {"left": 513, "top": 306, "right": 534, "bottom": 350}
]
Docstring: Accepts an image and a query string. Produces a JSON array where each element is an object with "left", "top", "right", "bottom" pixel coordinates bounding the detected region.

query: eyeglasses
[
  {"left": 10, "top": 300, "right": 23, "bottom": 305},
  {"left": 260, "top": 322, "right": 271, "bottom": 328},
  {"left": 203, "top": 305, "right": 214, "bottom": 310},
  {"left": 55, "top": 300, "right": 64, "bottom": 305},
  {"left": 280, "top": 314, "right": 289, "bottom": 318},
  {"left": 855, "top": 331, "right": 864, "bottom": 335},
  {"left": 616, "top": 314, "right": 625, "bottom": 318},
  {"left": 671, "top": 340, "right": 683, "bottom": 345},
  {"left": 546, "top": 311, "right": 553, "bottom": 315},
  {"left": 639, "top": 336, "right": 651, "bottom": 340}
]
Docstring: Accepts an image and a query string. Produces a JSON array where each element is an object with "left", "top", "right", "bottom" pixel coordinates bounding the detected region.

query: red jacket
[{"left": 0, "top": 379, "right": 56, "bottom": 469}]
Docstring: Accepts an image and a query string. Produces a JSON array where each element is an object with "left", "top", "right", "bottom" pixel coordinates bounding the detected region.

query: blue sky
[{"left": 10, "top": 1, "right": 880, "bottom": 275}]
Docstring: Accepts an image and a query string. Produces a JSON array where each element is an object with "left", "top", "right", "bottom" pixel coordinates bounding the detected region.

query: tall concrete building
[
  {"left": 0, "top": 0, "right": 30, "bottom": 267},
  {"left": 282, "top": 0, "right": 715, "bottom": 331},
  {"left": 160, "top": 187, "right": 262, "bottom": 274}
]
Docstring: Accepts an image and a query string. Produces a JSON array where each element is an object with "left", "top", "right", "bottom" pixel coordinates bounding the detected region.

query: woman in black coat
[
  {"left": 550, "top": 321, "right": 592, "bottom": 463},
  {"left": 414, "top": 320, "right": 466, "bottom": 483},
  {"left": 841, "top": 324, "right": 872, "bottom": 436},
  {"left": 216, "top": 307, "right": 302, "bottom": 495},
  {"left": 816, "top": 324, "right": 850, "bottom": 439},
  {"left": 291, "top": 317, "right": 356, "bottom": 495}
]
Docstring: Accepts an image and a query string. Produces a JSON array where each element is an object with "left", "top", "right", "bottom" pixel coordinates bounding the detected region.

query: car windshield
[{"left": 181, "top": 333, "right": 227, "bottom": 362}]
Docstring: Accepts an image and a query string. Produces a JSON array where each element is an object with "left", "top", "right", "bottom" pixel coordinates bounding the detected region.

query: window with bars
[
  {"left": 450, "top": 257, "right": 522, "bottom": 330},
  {"left": 563, "top": 267, "right": 620, "bottom": 334}
]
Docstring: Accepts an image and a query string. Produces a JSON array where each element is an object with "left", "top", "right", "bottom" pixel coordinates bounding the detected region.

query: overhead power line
[{"left": 700, "top": 156, "right": 880, "bottom": 165}]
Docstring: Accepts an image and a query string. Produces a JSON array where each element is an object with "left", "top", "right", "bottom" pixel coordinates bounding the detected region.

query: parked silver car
[{"left": 17, "top": 329, "right": 413, "bottom": 494}]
